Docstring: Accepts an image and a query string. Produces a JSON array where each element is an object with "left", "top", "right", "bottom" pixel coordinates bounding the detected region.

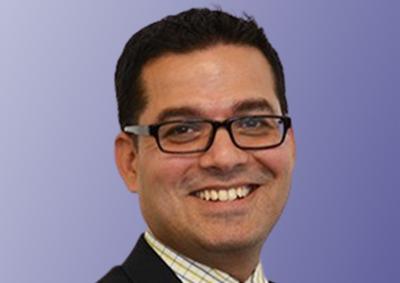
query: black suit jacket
[
  {"left": 98, "top": 234, "right": 275, "bottom": 283},
  {"left": 98, "top": 234, "right": 181, "bottom": 283}
]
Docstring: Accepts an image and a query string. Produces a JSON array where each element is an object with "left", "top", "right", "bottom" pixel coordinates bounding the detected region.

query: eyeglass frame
[{"left": 123, "top": 115, "right": 292, "bottom": 154}]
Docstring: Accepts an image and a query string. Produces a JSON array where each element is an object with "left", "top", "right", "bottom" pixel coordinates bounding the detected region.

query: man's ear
[
  {"left": 287, "top": 128, "right": 296, "bottom": 161},
  {"left": 115, "top": 132, "right": 139, "bottom": 193}
]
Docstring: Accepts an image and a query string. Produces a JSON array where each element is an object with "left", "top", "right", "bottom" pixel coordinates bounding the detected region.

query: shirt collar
[{"left": 144, "top": 231, "right": 269, "bottom": 283}]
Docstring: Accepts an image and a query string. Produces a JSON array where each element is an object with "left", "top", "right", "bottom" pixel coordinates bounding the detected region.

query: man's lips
[{"left": 189, "top": 184, "right": 260, "bottom": 202}]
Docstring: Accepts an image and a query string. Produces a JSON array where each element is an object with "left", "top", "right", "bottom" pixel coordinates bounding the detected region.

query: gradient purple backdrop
[{"left": 1, "top": 1, "right": 399, "bottom": 282}]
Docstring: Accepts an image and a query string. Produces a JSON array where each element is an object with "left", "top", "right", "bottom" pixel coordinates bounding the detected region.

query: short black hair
[{"left": 115, "top": 8, "right": 287, "bottom": 129}]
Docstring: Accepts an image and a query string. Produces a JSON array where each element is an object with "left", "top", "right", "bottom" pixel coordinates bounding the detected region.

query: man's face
[{"left": 120, "top": 44, "right": 295, "bottom": 258}]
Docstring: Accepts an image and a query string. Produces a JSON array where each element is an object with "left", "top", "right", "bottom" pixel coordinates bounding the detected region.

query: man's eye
[
  {"left": 162, "top": 123, "right": 201, "bottom": 138},
  {"left": 169, "top": 125, "right": 194, "bottom": 135},
  {"left": 238, "top": 117, "right": 269, "bottom": 129}
]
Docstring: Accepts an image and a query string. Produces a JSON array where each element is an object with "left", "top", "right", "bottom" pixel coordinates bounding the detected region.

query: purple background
[{"left": 1, "top": 1, "right": 399, "bottom": 282}]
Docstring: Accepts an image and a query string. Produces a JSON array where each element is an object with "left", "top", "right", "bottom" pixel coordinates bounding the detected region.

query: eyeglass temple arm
[
  {"left": 123, "top": 125, "right": 151, "bottom": 136},
  {"left": 284, "top": 116, "right": 292, "bottom": 128}
]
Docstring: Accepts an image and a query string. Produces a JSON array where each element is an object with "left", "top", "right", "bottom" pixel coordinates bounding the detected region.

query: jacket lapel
[{"left": 121, "top": 234, "right": 182, "bottom": 282}]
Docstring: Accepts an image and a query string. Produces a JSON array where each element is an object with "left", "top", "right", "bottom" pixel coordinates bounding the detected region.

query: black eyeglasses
[{"left": 124, "top": 115, "right": 291, "bottom": 154}]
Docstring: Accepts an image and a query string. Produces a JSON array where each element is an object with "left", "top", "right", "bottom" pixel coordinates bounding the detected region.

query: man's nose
[{"left": 198, "top": 128, "right": 249, "bottom": 172}]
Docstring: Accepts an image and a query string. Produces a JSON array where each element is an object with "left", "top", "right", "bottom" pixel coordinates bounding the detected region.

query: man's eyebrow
[
  {"left": 232, "top": 98, "right": 276, "bottom": 114},
  {"left": 155, "top": 98, "right": 276, "bottom": 123},
  {"left": 156, "top": 107, "right": 202, "bottom": 122}
]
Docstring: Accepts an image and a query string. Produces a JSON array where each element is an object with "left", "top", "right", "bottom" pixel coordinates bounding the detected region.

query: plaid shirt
[{"left": 145, "top": 231, "right": 269, "bottom": 283}]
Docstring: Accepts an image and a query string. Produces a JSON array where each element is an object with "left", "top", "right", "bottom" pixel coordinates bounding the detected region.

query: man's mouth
[{"left": 192, "top": 184, "right": 259, "bottom": 202}]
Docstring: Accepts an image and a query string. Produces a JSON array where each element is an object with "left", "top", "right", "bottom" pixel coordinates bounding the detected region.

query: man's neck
[
  {"left": 185, "top": 245, "right": 261, "bottom": 282},
  {"left": 156, "top": 233, "right": 263, "bottom": 282}
]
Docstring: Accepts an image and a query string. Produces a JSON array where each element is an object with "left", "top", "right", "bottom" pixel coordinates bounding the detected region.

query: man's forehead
[
  {"left": 141, "top": 44, "right": 273, "bottom": 92},
  {"left": 138, "top": 44, "right": 279, "bottom": 123}
]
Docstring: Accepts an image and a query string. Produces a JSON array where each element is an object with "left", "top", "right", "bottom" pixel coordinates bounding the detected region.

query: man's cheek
[{"left": 253, "top": 150, "right": 289, "bottom": 174}]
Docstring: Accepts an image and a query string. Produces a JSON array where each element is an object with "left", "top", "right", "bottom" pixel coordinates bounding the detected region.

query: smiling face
[{"left": 116, "top": 44, "right": 295, "bottom": 261}]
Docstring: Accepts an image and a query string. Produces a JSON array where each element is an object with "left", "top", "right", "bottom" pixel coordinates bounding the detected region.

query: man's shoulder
[
  {"left": 98, "top": 266, "right": 131, "bottom": 283},
  {"left": 97, "top": 234, "right": 181, "bottom": 283}
]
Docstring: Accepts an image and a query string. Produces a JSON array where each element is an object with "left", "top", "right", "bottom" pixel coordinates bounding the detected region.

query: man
[{"left": 100, "top": 8, "right": 295, "bottom": 283}]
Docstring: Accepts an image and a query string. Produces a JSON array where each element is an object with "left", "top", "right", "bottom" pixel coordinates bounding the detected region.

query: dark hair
[{"left": 115, "top": 8, "right": 287, "bottom": 129}]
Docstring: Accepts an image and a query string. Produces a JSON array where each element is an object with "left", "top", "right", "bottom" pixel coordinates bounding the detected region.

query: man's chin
[{"left": 196, "top": 233, "right": 266, "bottom": 254}]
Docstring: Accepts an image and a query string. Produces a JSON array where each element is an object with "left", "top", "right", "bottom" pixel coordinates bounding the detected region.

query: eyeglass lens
[{"left": 157, "top": 116, "right": 285, "bottom": 153}]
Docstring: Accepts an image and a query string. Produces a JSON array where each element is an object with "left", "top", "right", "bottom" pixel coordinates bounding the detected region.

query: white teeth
[
  {"left": 228, "top": 188, "right": 237, "bottom": 201},
  {"left": 210, "top": 190, "right": 218, "bottom": 201},
  {"left": 204, "top": 190, "right": 210, "bottom": 201},
  {"left": 237, "top": 187, "right": 243, "bottom": 197},
  {"left": 218, "top": 190, "right": 228, "bottom": 201},
  {"left": 195, "top": 186, "right": 253, "bottom": 202}
]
